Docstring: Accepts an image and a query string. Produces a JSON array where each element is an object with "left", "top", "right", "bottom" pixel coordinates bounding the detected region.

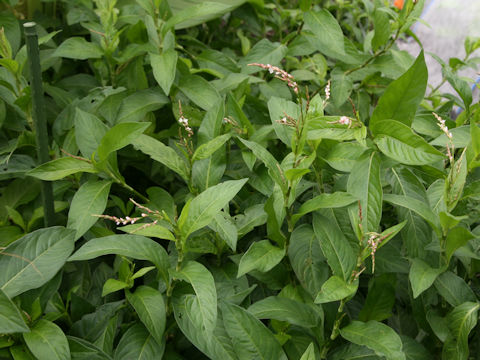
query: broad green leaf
[
  {"left": 68, "top": 234, "right": 169, "bottom": 282},
  {"left": 210, "top": 212, "right": 238, "bottom": 251},
  {"left": 383, "top": 194, "right": 441, "bottom": 235},
  {"left": 178, "top": 179, "right": 248, "bottom": 239},
  {"left": 372, "top": 8, "right": 391, "bottom": 50},
  {"left": 198, "top": 99, "right": 225, "bottom": 143},
  {"left": 300, "top": 343, "right": 316, "bottom": 360},
  {"left": 27, "top": 157, "right": 97, "bottom": 181},
  {"left": 446, "top": 151, "right": 467, "bottom": 211},
  {"left": 178, "top": 74, "right": 221, "bottom": 110},
  {"left": 74, "top": 108, "right": 108, "bottom": 159},
  {"left": 307, "top": 116, "right": 360, "bottom": 141},
  {"left": 267, "top": 97, "right": 298, "bottom": 147},
  {"left": 192, "top": 150, "right": 227, "bottom": 191},
  {"left": 126, "top": 286, "right": 166, "bottom": 345},
  {"left": 239, "top": 39, "right": 288, "bottom": 74},
  {"left": 235, "top": 204, "right": 268, "bottom": 238},
  {"left": 67, "top": 336, "right": 112, "bottom": 360},
  {"left": 53, "top": 37, "right": 103, "bottom": 60},
  {"left": 444, "top": 68, "right": 472, "bottom": 110},
  {"left": 237, "top": 240, "right": 285, "bottom": 277},
  {"left": 292, "top": 192, "right": 357, "bottom": 225},
  {"left": 434, "top": 271, "right": 476, "bottom": 307},
  {"left": 314, "top": 276, "right": 358, "bottom": 304},
  {"left": 193, "top": 134, "right": 231, "bottom": 161},
  {"left": 370, "top": 51, "right": 427, "bottom": 127},
  {"left": 445, "top": 227, "right": 475, "bottom": 265},
  {"left": 442, "top": 302, "right": 479, "bottom": 360},
  {"left": 238, "top": 138, "right": 286, "bottom": 192},
  {"left": 116, "top": 88, "right": 169, "bottom": 123},
  {"left": 400, "top": 335, "right": 433, "bottom": 360},
  {"left": 97, "top": 122, "right": 150, "bottom": 161},
  {"left": 340, "top": 321, "right": 405, "bottom": 360},
  {"left": 304, "top": 10, "right": 345, "bottom": 57},
  {"left": 221, "top": 302, "right": 288, "bottom": 360},
  {"left": 248, "top": 296, "right": 319, "bottom": 327},
  {"left": 409, "top": 259, "right": 444, "bottom": 298},
  {"left": 0, "top": 288, "right": 29, "bottom": 333},
  {"left": 119, "top": 223, "right": 175, "bottom": 241},
  {"left": 358, "top": 274, "right": 396, "bottom": 322},
  {"left": 0, "top": 227, "right": 75, "bottom": 298},
  {"left": 67, "top": 180, "right": 112, "bottom": 241},
  {"left": 150, "top": 50, "right": 178, "bottom": 95},
  {"left": 170, "top": 261, "right": 217, "bottom": 332},
  {"left": 324, "top": 142, "right": 367, "bottom": 172},
  {"left": 166, "top": 0, "right": 246, "bottom": 30},
  {"left": 372, "top": 120, "right": 444, "bottom": 165},
  {"left": 288, "top": 224, "right": 329, "bottom": 297},
  {"left": 347, "top": 152, "right": 382, "bottom": 232},
  {"left": 23, "top": 320, "right": 70, "bottom": 360},
  {"left": 172, "top": 294, "right": 237, "bottom": 360},
  {"left": 313, "top": 213, "right": 356, "bottom": 281},
  {"left": 102, "top": 279, "right": 129, "bottom": 297},
  {"left": 329, "top": 343, "right": 377, "bottom": 360},
  {"left": 331, "top": 69, "right": 353, "bottom": 107},
  {"left": 114, "top": 323, "right": 164, "bottom": 360},
  {"left": 131, "top": 134, "right": 189, "bottom": 181},
  {"left": 226, "top": 93, "right": 254, "bottom": 136}
]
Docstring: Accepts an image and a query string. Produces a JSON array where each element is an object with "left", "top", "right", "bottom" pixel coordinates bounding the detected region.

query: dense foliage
[{"left": 1, "top": 0, "right": 480, "bottom": 359}]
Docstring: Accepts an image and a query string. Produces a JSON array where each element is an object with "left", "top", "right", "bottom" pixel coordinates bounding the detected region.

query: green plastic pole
[{"left": 24, "top": 22, "right": 55, "bottom": 227}]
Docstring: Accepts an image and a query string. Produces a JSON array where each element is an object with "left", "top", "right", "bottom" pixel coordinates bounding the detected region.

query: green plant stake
[{"left": 24, "top": 22, "right": 55, "bottom": 227}]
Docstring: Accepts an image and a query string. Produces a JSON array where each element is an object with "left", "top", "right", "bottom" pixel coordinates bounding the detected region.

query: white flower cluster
[
  {"left": 339, "top": 116, "right": 351, "bottom": 125},
  {"left": 324, "top": 80, "right": 331, "bottom": 102},
  {"left": 248, "top": 63, "right": 299, "bottom": 94},
  {"left": 433, "top": 112, "right": 452, "bottom": 139},
  {"left": 178, "top": 116, "right": 193, "bottom": 137}
]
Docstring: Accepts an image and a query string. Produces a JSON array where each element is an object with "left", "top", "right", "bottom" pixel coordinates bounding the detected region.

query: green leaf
[
  {"left": 178, "top": 179, "right": 248, "bottom": 239},
  {"left": 358, "top": 274, "right": 396, "bottom": 322},
  {"left": 210, "top": 212, "right": 238, "bottom": 251},
  {"left": 304, "top": 10, "right": 345, "bottom": 57},
  {"left": 314, "top": 276, "right": 358, "bottom": 304},
  {"left": 331, "top": 69, "right": 353, "bottom": 107},
  {"left": 178, "top": 74, "right": 221, "bottom": 110},
  {"left": 221, "top": 301, "right": 288, "bottom": 360},
  {"left": 23, "top": 320, "right": 70, "bottom": 360},
  {"left": 340, "top": 320, "right": 405, "bottom": 360},
  {"left": 67, "top": 336, "right": 112, "bottom": 360},
  {"left": 248, "top": 296, "right": 319, "bottom": 328},
  {"left": 97, "top": 122, "right": 150, "bottom": 161},
  {"left": 150, "top": 50, "right": 178, "bottom": 95},
  {"left": 238, "top": 138, "right": 286, "bottom": 192},
  {"left": 74, "top": 108, "right": 108, "bottom": 159},
  {"left": 170, "top": 261, "right": 217, "bottom": 333},
  {"left": 300, "top": 343, "right": 316, "bottom": 360},
  {"left": 27, "top": 157, "right": 97, "bottom": 181},
  {"left": 409, "top": 259, "right": 444, "bottom": 299},
  {"left": 445, "top": 227, "right": 475, "bottom": 265},
  {"left": 116, "top": 88, "right": 169, "bottom": 123},
  {"left": 239, "top": 39, "right": 288, "bottom": 74},
  {"left": 292, "top": 192, "right": 357, "bottom": 225},
  {"left": 0, "top": 227, "right": 75, "bottom": 298},
  {"left": 131, "top": 134, "right": 189, "bottom": 181},
  {"left": 383, "top": 193, "right": 441, "bottom": 235},
  {"left": 119, "top": 223, "right": 175, "bottom": 241},
  {"left": 372, "top": 9, "right": 391, "bottom": 51},
  {"left": 68, "top": 234, "right": 169, "bottom": 282},
  {"left": 53, "top": 37, "right": 103, "bottom": 60},
  {"left": 102, "top": 279, "right": 129, "bottom": 297},
  {"left": 434, "top": 271, "right": 476, "bottom": 307},
  {"left": 0, "top": 288, "right": 29, "bottom": 333},
  {"left": 372, "top": 120, "right": 445, "bottom": 165},
  {"left": 442, "top": 302, "right": 479, "bottom": 360},
  {"left": 237, "top": 240, "right": 285, "bottom": 277},
  {"left": 347, "top": 152, "right": 382, "bottom": 232},
  {"left": 313, "top": 213, "right": 356, "bottom": 281},
  {"left": 324, "top": 142, "right": 367, "bottom": 172},
  {"left": 67, "top": 180, "right": 112, "bottom": 241},
  {"left": 370, "top": 51, "right": 428, "bottom": 128},
  {"left": 166, "top": 0, "right": 246, "bottom": 30},
  {"left": 114, "top": 323, "right": 164, "bottom": 360},
  {"left": 193, "top": 134, "right": 231, "bottom": 161},
  {"left": 288, "top": 224, "right": 329, "bottom": 297},
  {"left": 267, "top": 97, "right": 298, "bottom": 147},
  {"left": 126, "top": 286, "right": 166, "bottom": 345},
  {"left": 172, "top": 294, "right": 237, "bottom": 360}
]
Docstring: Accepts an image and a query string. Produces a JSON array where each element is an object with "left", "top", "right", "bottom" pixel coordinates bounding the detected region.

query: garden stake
[{"left": 24, "top": 22, "right": 55, "bottom": 227}]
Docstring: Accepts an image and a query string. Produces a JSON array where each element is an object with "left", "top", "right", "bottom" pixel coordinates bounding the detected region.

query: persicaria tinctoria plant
[{"left": 1, "top": 0, "right": 480, "bottom": 358}]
